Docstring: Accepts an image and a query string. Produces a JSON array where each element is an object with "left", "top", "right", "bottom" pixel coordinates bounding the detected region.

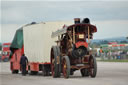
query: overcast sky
[{"left": 1, "top": 0, "right": 128, "bottom": 42}]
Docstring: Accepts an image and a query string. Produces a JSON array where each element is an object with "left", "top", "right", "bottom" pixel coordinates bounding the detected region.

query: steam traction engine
[{"left": 51, "top": 18, "right": 97, "bottom": 78}]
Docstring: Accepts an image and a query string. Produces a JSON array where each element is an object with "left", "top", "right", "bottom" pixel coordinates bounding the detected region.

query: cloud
[
  {"left": 92, "top": 20, "right": 128, "bottom": 39},
  {"left": 1, "top": 20, "right": 128, "bottom": 43},
  {"left": 1, "top": 24, "right": 23, "bottom": 42},
  {"left": 2, "top": 0, "right": 128, "bottom": 1},
  {"left": 1, "top": 1, "right": 128, "bottom": 24},
  {"left": 1, "top": 1, "right": 128, "bottom": 42},
  {"left": 2, "top": 8, "right": 26, "bottom": 24}
]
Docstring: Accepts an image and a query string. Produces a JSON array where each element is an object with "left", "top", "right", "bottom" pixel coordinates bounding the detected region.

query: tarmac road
[{"left": 0, "top": 62, "right": 128, "bottom": 85}]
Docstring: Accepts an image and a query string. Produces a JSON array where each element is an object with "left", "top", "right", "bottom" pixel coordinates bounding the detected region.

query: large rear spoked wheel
[
  {"left": 51, "top": 46, "right": 60, "bottom": 78},
  {"left": 62, "top": 56, "right": 70, "bottom": 79},
  {"left": 51, "top": 54, "right": 57, "bottom": 77},
  {"left": 89, "top": 56, "right": 97, "bottom": 78}
]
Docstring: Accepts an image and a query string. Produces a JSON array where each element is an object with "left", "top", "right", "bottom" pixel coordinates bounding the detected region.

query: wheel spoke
[
  {"left": 62, "top": 56, "right": 70, "bottom": 78},
  {"left": 63, "top": 59, "right": 67, "bottom": 77}
]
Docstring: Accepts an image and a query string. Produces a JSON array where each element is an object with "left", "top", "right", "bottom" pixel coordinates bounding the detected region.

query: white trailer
[{"left": 23, "top": 21, "right": 73, "bottom": 75}]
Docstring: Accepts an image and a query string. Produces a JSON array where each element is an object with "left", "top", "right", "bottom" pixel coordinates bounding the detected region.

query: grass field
[{"left": 98, "top": 59, "right": 128, "bottom": 62}]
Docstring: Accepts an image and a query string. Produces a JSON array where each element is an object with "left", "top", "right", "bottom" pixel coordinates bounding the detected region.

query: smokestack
[
  {"left": 74, "top": 18, "right": 80, "bottom": 24},
  {"left": 82, "top": 18, "right": 90, "bottom": 24}
]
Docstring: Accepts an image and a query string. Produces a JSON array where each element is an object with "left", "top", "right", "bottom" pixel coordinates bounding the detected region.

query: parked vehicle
[
  {"left": 51, "top": 18, "right": 97, "bottom": 78},
  {"left": 0, "top": 51, "right": 2, "bottom": 61},
  {"left": 1, "top": 43, "right": 11, "bottom": 62}
]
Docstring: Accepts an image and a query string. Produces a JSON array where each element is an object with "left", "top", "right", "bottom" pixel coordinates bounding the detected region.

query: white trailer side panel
[{"left": 23, "top": 21, "right": 73, "bottom": 63}]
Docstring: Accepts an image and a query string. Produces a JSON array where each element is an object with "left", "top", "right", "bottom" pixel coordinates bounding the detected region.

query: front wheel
[
  {"left": 89, "top": 56, "right": 97, "bottom": 78},
  {"left": 62, "top": 56, "right": 70, "bottom": 78}
]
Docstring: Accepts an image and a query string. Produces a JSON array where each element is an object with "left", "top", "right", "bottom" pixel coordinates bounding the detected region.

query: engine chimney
[
  {"left": 82, "top": 18, "right": 90, "bottom": 24},
  {"left": 74, "top": 18, "right": 80, "bottom": 24}
]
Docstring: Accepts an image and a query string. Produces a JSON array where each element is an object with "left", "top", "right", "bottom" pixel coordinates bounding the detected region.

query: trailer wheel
[
  {"left": 51, "top": 46, "right": 60, "bottom": 78},
  {"left": 62, "top": 56, "right": 70, "bottom": 78},
  {"left": 30, "top": 71, "right": 38, "bottom": 75},
  {"left": 11, "top": 62, "right": 19, "bottom": 74},
  {"left": 42, "top": 65, "right": 50, "bottom": 76},
  {"left": 26, "top": 71, "right": 28, "bottom": 74},
  {"left": 15, "top": 70, "right": 19, "bottom": 74},
  {"left": 42, "top": 70, "right": 47, "bottom": 76},
  {"left": 43, "top": 71, "right": 50, "bottom": 76},
  {"left": 12, "top": 70, "right": 15, "bottom": 74},
  {"left": 12, "top": 70, "right": 19, "bottom": 74},
  {"left": 89, "top": 56, "right": 97, "bottom": 78},
  {"left": 80, "top": 69, "right": 89, "bottom": 77}
]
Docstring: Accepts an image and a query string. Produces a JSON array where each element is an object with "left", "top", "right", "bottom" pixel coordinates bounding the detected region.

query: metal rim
[{"left": 62, "top": 58, "right": 67, "bottom": 78}]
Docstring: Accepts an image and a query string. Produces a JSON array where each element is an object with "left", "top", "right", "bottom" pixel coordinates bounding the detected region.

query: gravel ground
[{"left": 0, "top": 62, "right": 128, "bottom": 85}]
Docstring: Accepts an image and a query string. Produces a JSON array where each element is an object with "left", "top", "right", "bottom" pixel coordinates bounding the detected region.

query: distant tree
[
  {"left": 120, "top": 40, "right": 128, "bottom": 44},
  {"left": 115, "top": 40, "right": 119, "bottom": 44},
  {"left": 126, "top": 37, "right": 128, "bottom": 39},
  {"left": 91, "top": 42, "right": 101, "bottom": 48},
  {"left": 100, "top": 40, "right": 109, "bottom": 44},
  {"left": 0, "top": 44, "right": 2, "bottom": 50}
]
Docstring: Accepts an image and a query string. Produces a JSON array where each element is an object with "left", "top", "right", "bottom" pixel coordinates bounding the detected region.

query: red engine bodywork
[{"left": 75, "top": 41, "right": 88, "bottom": 48}]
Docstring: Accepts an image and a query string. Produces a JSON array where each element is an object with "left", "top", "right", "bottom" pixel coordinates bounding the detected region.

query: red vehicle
[
  {"left": 51, "top": 18, "right": 97, "bottom": 78},
  {"left": 1, "top": 43, "right": 11, "bottom": 62},
  {"left": 10, "top": 18, "right": 97, "bottom": 79}
]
